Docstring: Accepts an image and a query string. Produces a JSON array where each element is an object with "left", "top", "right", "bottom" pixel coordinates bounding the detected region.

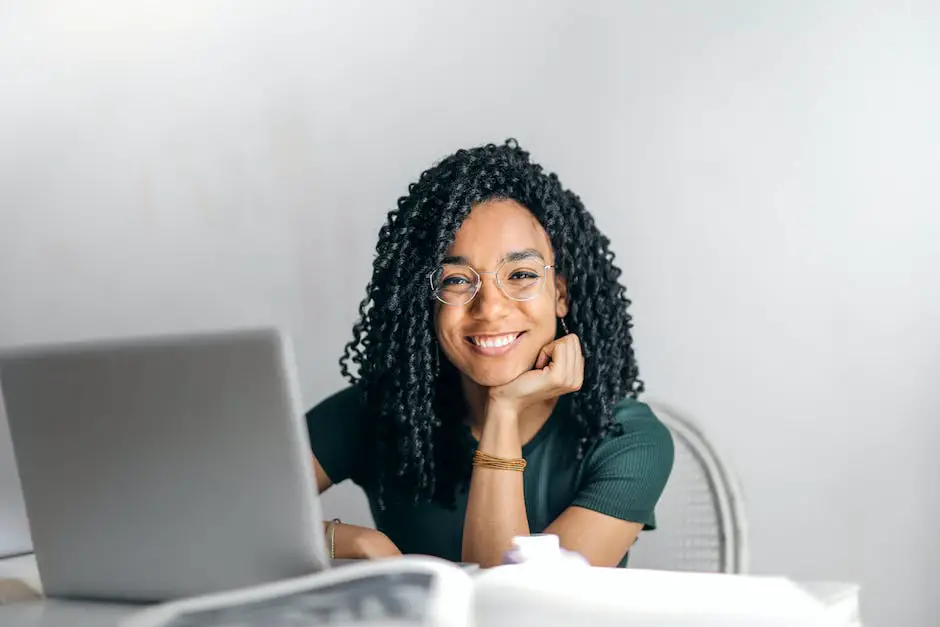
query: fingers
[
  {"left": 569, "top": 334, "right": 584, "bottom": 391},
  {"left": 540, "top": 334, "right": 584, "bottom": 392},
  {"left": 493, "top": 334, "right": 585, "bottom": 409},
  {"left": 535, "top": 336, "right": 563, "bottom": 371},
  {"left": 562, "top": 334, "right": 584, "bottom": 392},
  {"left": 534, "top": 343, "right": 553, "bottom": 370}
]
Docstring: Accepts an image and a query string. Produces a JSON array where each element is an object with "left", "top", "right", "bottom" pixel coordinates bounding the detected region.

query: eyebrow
[{"left": 441, "top": 248, "right": 545, "bottom": 266}]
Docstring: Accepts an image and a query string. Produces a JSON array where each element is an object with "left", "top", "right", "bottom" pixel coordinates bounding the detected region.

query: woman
[{"left": 307, "top": 139, "right": 673, "bottom": 568}]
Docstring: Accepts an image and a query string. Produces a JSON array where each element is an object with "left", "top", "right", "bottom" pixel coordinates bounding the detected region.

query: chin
[
  {"left": 464, "top": 361, "right": 530, "bottom": 388},
  {"left": 470, "top": 373, "right": 517, "bottom": 388}
]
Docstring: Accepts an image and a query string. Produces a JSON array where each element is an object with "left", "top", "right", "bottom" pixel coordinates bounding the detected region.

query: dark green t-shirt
[{"left": 306, "top": 386, "right": 674, "bottom": 566}]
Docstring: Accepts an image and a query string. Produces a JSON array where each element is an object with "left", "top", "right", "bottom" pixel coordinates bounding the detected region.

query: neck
[{"left": 460, "top": 375, "right": 559, "bottom": 443}]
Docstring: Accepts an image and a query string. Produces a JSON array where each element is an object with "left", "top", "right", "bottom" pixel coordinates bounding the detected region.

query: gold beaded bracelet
[
  {"left": 325, "top": 518, "right": 341, "bottom": 559},
  {"left": 472, "top": 449, "right": 527, "bottom": 472}
]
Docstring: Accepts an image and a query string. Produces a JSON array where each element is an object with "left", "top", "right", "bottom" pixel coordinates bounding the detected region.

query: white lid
[{"left": 511, "top": 534, "right": 562, "bottom": 560}]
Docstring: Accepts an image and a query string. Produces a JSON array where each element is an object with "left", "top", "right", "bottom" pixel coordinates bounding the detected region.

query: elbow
[
  {"left": 462, "top": 544, "right": 509, "bottom": 569},
  {"left": 474, "top": 555, "right": 506, "bottom": 569}
]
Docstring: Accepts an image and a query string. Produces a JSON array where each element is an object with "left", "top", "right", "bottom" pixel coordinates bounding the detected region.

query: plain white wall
[{"left": 1, "top": 1, "right": 938, "bottom": 625}]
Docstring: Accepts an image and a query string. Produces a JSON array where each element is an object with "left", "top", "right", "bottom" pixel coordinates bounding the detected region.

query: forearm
[
  {"left": 461, "top": 409, "right": 530, "bottom": 567},
  {"left": 327, "top": 522, "right": 401, "bottom": 559}
]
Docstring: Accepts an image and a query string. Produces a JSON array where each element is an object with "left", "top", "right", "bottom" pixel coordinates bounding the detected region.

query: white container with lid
[{"left": 501, "top": 534, "right": 589, "bottom": 566}]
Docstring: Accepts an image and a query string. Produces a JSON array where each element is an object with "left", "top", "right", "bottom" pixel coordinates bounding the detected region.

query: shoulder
[
  {"left": 305, "top": 385, "right": 368, "bottom": 485},
  {"left": 569, "top": 397, "right": 675, "bottom": 529},
  {"left": 585, "top": 397, "right": 675, "bottom": 476},
  {"left": 612, "top": 398, "right": 672, "bottom": 442},
  {"left": 305, "top": 384, "right": 363, "bottom": 420}
]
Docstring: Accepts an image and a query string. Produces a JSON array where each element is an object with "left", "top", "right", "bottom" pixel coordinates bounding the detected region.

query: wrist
[
  {"left": 354, "top": 528, "right": 400, "bottom": 558},
  {"left": 331, "top": 522, "right": 390, "bottom": 559},
  {"left": 484, "top": 396, "right": 522, "bottom": 423},
  {"left": 478, "top": 406, "right": 522, "bottom": 459}
]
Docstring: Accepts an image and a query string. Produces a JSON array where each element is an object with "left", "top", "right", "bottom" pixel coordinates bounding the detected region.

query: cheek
[
  {"left": 521, "top": 300, "right": 558, "bottom": 338},
  {"left": 434, "top": 308, "right": 463, "bottom": 348}
]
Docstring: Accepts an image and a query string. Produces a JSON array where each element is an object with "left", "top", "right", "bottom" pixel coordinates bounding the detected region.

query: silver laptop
[{"left": 0, "top": 328, "right": 330, "bottom": 602}]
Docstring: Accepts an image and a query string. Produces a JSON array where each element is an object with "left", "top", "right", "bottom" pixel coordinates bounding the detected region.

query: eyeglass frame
[{"left": 428, "top": 259, "right": 557, "bottom": 306}]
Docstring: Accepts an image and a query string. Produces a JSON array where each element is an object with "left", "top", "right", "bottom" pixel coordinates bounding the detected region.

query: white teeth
[{"left": 471, "top": 334, "right": 519, "bottom": 349}]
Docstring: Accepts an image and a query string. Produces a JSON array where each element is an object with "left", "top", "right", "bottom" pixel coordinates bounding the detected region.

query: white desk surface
[
  {"left": 1, "top": 599, "right": 138, "bottom": 627},
  {"left": 0, "top": 553, "right": 861, "bottom": 627}
]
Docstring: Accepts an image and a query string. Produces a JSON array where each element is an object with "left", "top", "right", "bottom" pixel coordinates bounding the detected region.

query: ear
[{"left": 554, "top": 272, "right": 569, "bottom": 318}]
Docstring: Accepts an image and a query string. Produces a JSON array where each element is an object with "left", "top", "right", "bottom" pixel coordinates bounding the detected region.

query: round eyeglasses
[{"left": 429, "top": 258, "right": 555, "bottom": 306}]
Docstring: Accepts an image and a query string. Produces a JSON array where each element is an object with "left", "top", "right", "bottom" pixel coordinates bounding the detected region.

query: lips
[
  {"left": 464, "top": 331, "right": 526, "bottom": 356},
  {"left": 467, "top": 333, "right": 521, "bottom": 348}
]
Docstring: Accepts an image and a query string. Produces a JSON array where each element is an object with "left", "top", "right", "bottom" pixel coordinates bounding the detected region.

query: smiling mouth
[{"left": 464, "top": 332, "right": 525, "bottom": 355}]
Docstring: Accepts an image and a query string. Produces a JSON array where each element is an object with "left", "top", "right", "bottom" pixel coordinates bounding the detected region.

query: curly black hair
[{"left": 339, "top": 139, "right": 642, "bottom": 508}]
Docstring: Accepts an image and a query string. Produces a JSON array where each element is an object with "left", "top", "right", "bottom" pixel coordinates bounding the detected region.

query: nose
[{"left": 469, "top": 272, "right": 510, "bottom": 319}]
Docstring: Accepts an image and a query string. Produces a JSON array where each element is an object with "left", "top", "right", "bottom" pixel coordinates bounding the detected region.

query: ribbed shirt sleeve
[
  {"left": 304, "top": 385, "right": 365, "bottom": 485},
  {"left": 571, "top": 399, "right": 675, "bottom": 529}
]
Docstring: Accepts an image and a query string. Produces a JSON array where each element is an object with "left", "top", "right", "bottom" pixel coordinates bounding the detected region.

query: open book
[
  {"left": 117, "top": 554, "right": 861, "bottom": 627},
  {"left": 119, "top": 557, "right": 473, "bottom": 627},
  {"left": 119, "top": 557, "right": 471, "bottom": 627}
]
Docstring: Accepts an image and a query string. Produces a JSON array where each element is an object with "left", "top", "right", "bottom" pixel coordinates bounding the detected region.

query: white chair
[{"left": 627, "top": 402, "right": 749, "bottom": 574}]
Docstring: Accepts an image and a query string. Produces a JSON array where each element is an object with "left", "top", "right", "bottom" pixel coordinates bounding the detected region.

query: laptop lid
[{"left": 0, "top": 327, "right": 329, "bottom": 602}]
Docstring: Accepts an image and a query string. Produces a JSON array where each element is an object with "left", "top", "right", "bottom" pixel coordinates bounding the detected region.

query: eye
[
  {"left": 442, "top": 276, "right": 471, "bottom": 286},
  {"left": 508, "top": 270, "right": 539, "bottom": 281}
]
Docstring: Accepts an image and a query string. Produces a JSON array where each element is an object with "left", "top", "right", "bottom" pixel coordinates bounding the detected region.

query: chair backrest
[{"left": 627, "top": 402, "right": 748, "bottom": 574}]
